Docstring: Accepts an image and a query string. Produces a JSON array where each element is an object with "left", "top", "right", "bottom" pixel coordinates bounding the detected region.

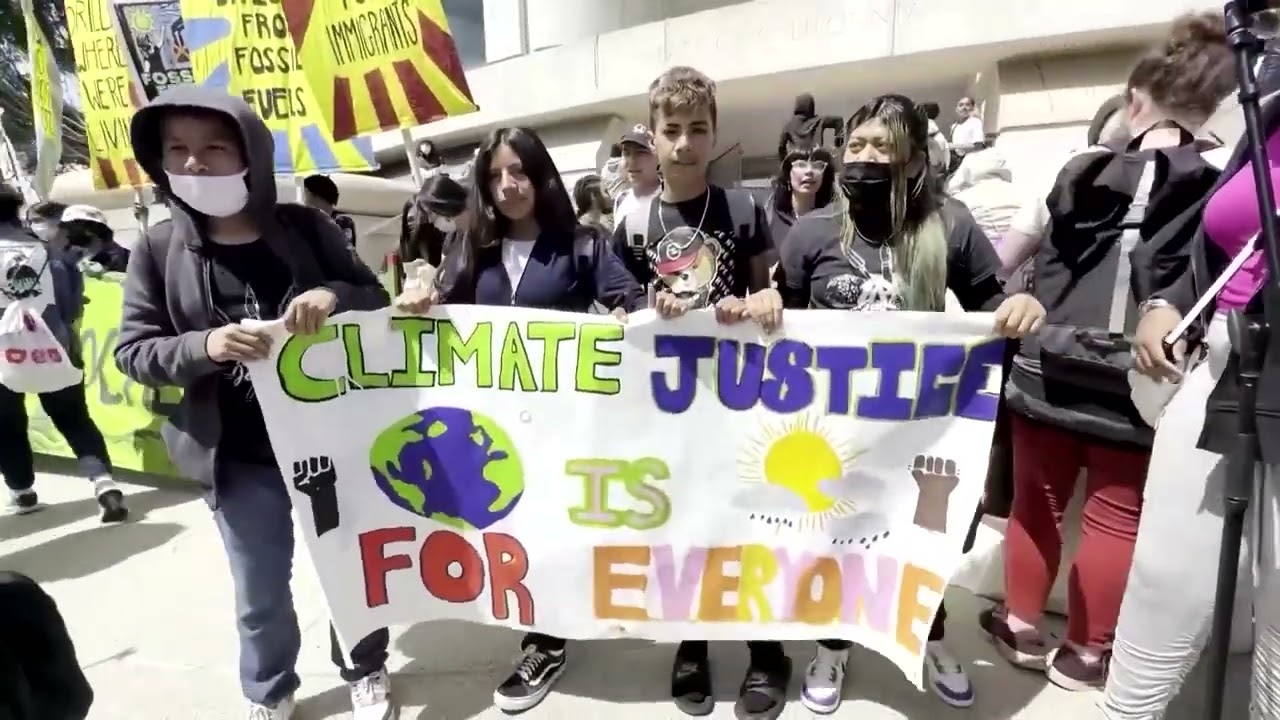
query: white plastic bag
[{"left": 0, "top": 300, "right": 83, "bottom": 394}]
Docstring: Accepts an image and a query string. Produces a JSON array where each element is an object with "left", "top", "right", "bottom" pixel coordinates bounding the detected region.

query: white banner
[{"left": 246, "top": 306, "right": 1006, "bottom": 686}]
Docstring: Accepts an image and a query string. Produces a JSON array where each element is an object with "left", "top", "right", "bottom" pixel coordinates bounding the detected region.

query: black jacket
[{"left": 1144, "top": 97, "right": 1280, "bottom": 462}]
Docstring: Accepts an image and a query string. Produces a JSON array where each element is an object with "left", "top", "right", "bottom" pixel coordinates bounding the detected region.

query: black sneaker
[
  {"left": 94, "top": 478, "right": 128, "bottom": 523},
  {"left": 8, "top": 489, "right": 40, "bottom": 515},
  {"left": 671, "top": 642, "right": 713, "bottom": 716},
  {"left": 492, "top": 641, "right": 566, "bottom": 714},
  {"left": 735, "top": 654, "right": 791, "bottom": 720}
]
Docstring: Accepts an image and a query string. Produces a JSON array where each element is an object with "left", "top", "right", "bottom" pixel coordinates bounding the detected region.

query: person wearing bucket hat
[
  {"left": 0, "top": 186, "right": 127, "bottom": 524},
  {"left": 59, "top": 205, "right": 130, "bottom": 273}
]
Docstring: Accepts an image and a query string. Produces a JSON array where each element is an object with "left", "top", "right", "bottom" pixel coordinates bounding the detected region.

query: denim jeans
[
  {"left": 213, "top": 460, "right": 389, "bottom": 705},
  {"left": 0, "top": 382, "right": 111, "bottom": 491}
]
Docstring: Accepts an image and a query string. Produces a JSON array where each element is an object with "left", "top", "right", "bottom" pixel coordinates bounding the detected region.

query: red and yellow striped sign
[{"left": 279, "top": 0, "right": 477, "bottom": 142}]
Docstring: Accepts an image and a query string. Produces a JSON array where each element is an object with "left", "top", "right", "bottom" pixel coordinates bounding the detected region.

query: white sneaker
[
  {"left": 801, "top": 644, "right": 849, "bottom": 714},
  {"left": 925, "top": 640, "right": 974, "bottom": 708},
  {"left": 246, "top": 695, "right": 295, "bottom": 720},
  {"left": 7, "top": 489, "right": 40, "bottom": 515},
  {"left": 350, "top": 667, "right": 395, "bottom": 720}
]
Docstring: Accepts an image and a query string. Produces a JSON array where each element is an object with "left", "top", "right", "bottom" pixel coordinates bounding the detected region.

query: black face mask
[{"left": 840, "top": 162, "right": 894, "bottom": 238}]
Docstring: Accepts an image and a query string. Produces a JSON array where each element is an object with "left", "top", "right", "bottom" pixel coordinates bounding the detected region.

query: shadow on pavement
[
  {"left": 0, "top": 486, "right": 194, "bottom": 543},
  {"left": 339, "top": 589, "right": 1050, "bottom": 718},
  {"left": 0, "top": 520, "right": 186, "bottom": 582}
]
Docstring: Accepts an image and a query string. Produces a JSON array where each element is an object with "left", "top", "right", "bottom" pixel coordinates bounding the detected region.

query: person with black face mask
[{"left": 778, "top": 94, "right": 1045, "bottom": 715}]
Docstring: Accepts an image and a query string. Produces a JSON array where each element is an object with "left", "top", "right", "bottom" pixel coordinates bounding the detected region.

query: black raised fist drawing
[
  {"left": 293, "top": 456, "right": 340, "bottom": 536},
  {"left": 910, "top": 455, "right": 960, "bottom": 533}
]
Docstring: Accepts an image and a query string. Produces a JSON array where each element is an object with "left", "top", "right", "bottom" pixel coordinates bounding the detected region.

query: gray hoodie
[{"left": 115, "top": 86, "right": 389, "bottom": 504}]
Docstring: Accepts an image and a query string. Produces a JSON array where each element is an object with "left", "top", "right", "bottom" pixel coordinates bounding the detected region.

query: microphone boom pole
[{"left": 1207, "top": 3, "right": 1280, "bottom": 718}]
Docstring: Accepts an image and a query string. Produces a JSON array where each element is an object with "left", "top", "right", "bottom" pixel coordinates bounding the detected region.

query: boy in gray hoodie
[{"left": 115, "top": 86, "right": 394, "bottom": 720}]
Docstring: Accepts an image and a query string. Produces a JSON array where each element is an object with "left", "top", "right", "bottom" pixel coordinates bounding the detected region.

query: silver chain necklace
[{"left": 658, "top": 186, "right": 711, "bottom": 238}]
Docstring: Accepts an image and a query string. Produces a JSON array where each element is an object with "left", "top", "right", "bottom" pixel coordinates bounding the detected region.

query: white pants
[{"left": 1103, "top": 313, "right": 1278, "bottom": 719}]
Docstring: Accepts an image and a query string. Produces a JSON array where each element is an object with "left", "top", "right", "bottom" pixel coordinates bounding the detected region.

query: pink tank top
[{"left": 1202, "top": 130, "right": 1280, "bottom": 310}]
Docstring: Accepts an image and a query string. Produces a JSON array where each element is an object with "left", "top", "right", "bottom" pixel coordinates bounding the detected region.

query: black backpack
[{"left": 1005, "top": 129, "right": 1224, "bottom": 439}]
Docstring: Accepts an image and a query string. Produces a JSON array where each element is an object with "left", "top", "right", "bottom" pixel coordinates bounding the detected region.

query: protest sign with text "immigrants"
[
  {"left": 246, "top": 307, "right": 1005, "bottom": 687},
  {"left": 279, "top": 0, "right": 476, "bottom": 141},
  {"left": 179, "top": 0, "right": 376, "bottom": 174},
  {"left": 67, "top": 0, "right": 146, "bottom": 189}
]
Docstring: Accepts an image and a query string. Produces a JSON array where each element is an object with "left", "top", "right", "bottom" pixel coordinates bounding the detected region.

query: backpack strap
[
  {"left": 1109, "top": 159, "right": 1157, "bottom": 334},
  {"left": 725, "top": 188, "right": 757, "bottom": 243},
  {"left": 626, "top": 193, "right": 654, "bottom": 251}
]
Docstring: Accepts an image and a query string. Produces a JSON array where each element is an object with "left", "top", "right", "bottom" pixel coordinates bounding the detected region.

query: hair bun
[{"left": 1166, "top": 11, "right": 1228, "bottom": 56}]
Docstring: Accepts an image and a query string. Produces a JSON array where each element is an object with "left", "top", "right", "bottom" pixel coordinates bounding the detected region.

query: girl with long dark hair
[
  {"left": 778, "top": 94, "right": 1045, "bottom": 714},
  {"left": 393, "top": 127, "right": 643, "bottom": 714}
]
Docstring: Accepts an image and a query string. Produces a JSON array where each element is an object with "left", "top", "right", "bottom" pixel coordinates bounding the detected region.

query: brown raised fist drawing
[{"left": 910, "top": 455, "right": 960, "bottom": 533}]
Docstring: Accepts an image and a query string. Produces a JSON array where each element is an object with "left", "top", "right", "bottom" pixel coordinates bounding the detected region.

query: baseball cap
[
  {"left": 619, "top": 124, "right": 654, "bottom": 151},
  {"left": 61, "top": 204, "right": 109, "bottom": 229}
]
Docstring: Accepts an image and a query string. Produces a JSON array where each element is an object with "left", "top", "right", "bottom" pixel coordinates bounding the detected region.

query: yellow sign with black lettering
[
  {"left": 179, "top": 0, "right": 377, "bottom": 174},
  {"left": 278, "top": 0, "right": 476, "bottom": 141},
  {"left": 66, "top": 0, "right": 147, "bottom": 189}
]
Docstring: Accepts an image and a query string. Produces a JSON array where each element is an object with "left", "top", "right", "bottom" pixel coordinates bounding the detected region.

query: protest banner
[
  {"left": 245, "top": 306, "right": 1005, "bottom": 686},
  {"left": 66, "top": 0, "right": 146, "bottom": 190},
  {"left": 20, "top": 0, "right": 65, "bottom": 200},
  {"left": 27, "top": 272, "right": 180, "bottom": 476},
  {"left": 109, "top": 0, "right": 193, "bottom": 101},
  {"left": 179, "top": 0, "right": 377, "bottom": 174},
  {"left": 279, "top": 0, "right": 476, "bottom": 141}
]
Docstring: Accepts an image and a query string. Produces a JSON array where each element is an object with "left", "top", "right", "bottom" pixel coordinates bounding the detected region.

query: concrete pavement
[{"left": 0, "top": 461, "right": 1250, "bottom": 720}]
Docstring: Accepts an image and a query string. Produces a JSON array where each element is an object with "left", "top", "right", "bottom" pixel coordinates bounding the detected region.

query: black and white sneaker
[
  {"left": 94, "top": 477, "right": 128, "bottom": 523},
  {"left": 7, "top": 489, "right": 41, "bottom": 515},
  {"left": 492, "top": 641, "right": 566, "bottom": 713}
]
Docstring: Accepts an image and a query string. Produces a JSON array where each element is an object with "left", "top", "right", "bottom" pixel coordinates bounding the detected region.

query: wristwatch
[{"left": 1138, "top": 297, "right": 1174, "bottom": 316}]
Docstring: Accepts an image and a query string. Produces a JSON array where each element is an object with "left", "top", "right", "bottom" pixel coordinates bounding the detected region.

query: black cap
[{"left": 619, "top": 123, "right": 654, "bottom": 151}]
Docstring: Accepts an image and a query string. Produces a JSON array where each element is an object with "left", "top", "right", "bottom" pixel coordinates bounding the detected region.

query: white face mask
[
  {"left": 165, "top": 171, "right": 249, "bottom": 217},
  {"left": 431, "top": 217, "right": 455, "bottom": 233}
]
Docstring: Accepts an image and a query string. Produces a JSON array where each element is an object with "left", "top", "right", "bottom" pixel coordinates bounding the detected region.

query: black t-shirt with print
[
  {"left": 611, "top": 185, "right": 771, "bottom": 308},
  {"left": 779, "top": 198, "right": 1005, "bottom": 312},
  {"left": 206, "top": 239, "right": 292, "bottom": 463}
]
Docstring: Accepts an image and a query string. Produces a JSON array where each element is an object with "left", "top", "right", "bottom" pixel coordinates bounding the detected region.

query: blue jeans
[{"left": 213, "top": 461, "right": 389, "bottom": 705}]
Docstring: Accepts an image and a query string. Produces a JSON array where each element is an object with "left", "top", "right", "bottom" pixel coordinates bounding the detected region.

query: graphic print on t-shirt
[
  {"left": 651, "top": 226, "right": 726, "bottom": 308},
  {"left": 825, "top": 240, "right": 903, "bottom": 311}
]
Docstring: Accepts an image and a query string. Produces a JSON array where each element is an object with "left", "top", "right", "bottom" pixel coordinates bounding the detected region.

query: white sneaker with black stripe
[
  {"left": 492, "top": 640, "right": 566, "bottom": 713},
  {"left": 93, "top": 476, "right": 128, "bottom": 523},
  {"left": 7, "top": 489, "right": 41, "bottom": 515}
]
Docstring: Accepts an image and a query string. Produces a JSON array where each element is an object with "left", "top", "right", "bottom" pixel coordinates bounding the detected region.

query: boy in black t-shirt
[{"left": 614, "top": 65, "right": 786, "bottom": 720}]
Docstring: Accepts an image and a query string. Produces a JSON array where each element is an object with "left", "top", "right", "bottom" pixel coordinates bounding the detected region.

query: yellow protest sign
[
  {"left": 66, "top": 0, "right": 147, "bottom": 190},
  {"left": 180, "top": 0, "right": 377, "bottom": 174},
  {"left": 279, "top": 0, "right": 476, "bottom": 141},
  {"left": 27, "top": 273, "right": 181, "bottom": 477},
  {"left": 20, "top": 0, "right": 65, "bottom": 200}
]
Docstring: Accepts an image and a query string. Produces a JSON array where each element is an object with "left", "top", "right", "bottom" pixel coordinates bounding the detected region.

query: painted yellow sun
[{"left": 739, "top": 415, "right": 860, "bottom": 524}]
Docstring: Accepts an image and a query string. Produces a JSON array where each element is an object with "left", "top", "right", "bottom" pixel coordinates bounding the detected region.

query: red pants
[{"left": 1004, "top": 414, "right": 1149, "bottom": 649}]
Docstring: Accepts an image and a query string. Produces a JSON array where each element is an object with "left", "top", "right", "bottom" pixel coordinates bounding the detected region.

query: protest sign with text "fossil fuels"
[
  {"left": 179, "top": 0, "right": 376, "bottom": 174},
  {"left": 245, "top": 306, "right": 1005, "bottom": 688}
]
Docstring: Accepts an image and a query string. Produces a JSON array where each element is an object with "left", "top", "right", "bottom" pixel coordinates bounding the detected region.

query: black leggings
[
  {"left": 0, "top": 571, "right": 94, "bottom": 720},
  {"left": 0, "top": 382, "right": 111, "bottom": 491}
]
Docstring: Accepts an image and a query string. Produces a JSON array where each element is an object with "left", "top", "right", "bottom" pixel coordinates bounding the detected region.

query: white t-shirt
[
  {"left": 951, "top": 116, "right": 985, "bottom": 147},
  {"left": 614, "top": 188, "right": 657, "bottom": 223},
  {"left": 501, "top": 239, "right": 537, "bottom": 293}
]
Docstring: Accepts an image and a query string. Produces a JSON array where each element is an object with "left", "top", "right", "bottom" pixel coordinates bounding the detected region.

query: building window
[{"left": 443, "top": 0, "right": 486, "bottom": 69}]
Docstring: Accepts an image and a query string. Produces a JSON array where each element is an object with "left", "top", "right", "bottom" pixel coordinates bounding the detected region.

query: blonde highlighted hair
[
  {"left": 648, "top": 66, "right": 718, "bottom": 128},
  {"left": 841, "top": 94, "right": 950, "bottom": 312}
]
